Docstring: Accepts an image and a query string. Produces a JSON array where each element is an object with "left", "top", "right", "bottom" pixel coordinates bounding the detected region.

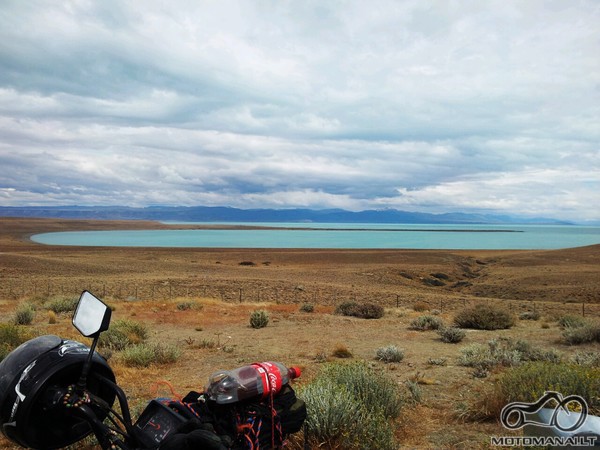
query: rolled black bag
[{"left": 168, "top": 384, "right": 306, "bottom": 449}]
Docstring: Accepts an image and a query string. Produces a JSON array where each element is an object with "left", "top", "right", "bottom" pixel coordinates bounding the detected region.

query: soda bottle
[{"left": 206, "top": 361, "right": 301, "bottom": 404}]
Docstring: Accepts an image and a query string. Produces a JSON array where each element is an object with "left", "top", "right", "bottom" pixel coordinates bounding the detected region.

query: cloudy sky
[{"left": 0, "top": 1, "right": 598, "bottom": 222}]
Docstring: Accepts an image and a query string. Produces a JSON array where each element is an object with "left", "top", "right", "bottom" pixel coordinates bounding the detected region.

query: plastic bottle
[{"left": 206, "top": 361, "right": 301, "bottom": 404}]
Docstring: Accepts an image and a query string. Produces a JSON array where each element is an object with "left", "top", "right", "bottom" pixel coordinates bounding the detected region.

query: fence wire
[{"left": 1, "top": 278, "right": 597, "bottom": 318}]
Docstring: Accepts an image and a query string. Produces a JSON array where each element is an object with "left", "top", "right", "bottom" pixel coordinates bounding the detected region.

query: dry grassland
[{"left": 0, "top": 217, "right": 598, "bottom": 449}]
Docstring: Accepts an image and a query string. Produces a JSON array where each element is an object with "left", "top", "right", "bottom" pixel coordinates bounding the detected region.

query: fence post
[{"left": 239, "top": 288, "right": 243, "bottom": 303}]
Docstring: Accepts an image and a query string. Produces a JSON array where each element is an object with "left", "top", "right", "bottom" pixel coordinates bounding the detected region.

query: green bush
[
  {"left": 376, "top": 345, "right": 404, "bottom": 363},
  {"left": 454, "top": 304, "right": 515, "bottom": 330},
  {"left": 176, "top": 301, "right": 201, "bottom": 311},
  {"left": 249, "top": 310, "right": 269, "bottom": 329},
  {"left": 494, "top": 362, "right": 600, "bottom": 415},
  {"left": 438, "top": 327, "right": 466, "bottom": 343},
  {"left": 99, "top": 319, "right": 148, "bottom": 350},
  {"left": 519, "top": 311, "right": 541, "bottom": 321},
  {"left": 409, "top": 315, "right": 444, "bottom": 331},
  {"left": 562, "top": 321, "right": 600, "bottom": 345},
  {"left": 334, "top": 302, "right": 384, "bottom": 319},
  {"left": 14, "top": 304, "right": 35, "bottom": 325},
  {"left": 0, "top": 323, "right": 30, "bottom": 362},
  {"left": 120, "top": 342, "right": 180, "bottom": 367},
  {"left": 570, "top": 351, "right": 600, "bottom": 367},
  {"left": 44, "top": 296, "right": 79, "bottom": 314},
  {"left": 458, "top": 338, "right": 561, "bottom": 376},
  {"left": 298, "top": 361, "right": 402, "bottom": 450},
  {"left": 405, "top": 380, "right": 423, "bottom": 404},
  {"left": 299, "top": 303, "right": 314, "bottom": 313},
  {"left": 334, "top": 301, "right": 357, "bottom": 316},
  {"left": 558, "top": 314, "right": 587, "bottom": 329}
]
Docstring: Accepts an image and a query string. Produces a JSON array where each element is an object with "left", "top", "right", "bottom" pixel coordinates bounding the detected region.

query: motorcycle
[{"left": 0, "top": 291, "right": 306, "bottom": 450}]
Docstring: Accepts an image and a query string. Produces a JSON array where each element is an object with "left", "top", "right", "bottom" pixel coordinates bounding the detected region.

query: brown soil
[{"left": 0, "top": 217, "right": 598, "bottom": 449}]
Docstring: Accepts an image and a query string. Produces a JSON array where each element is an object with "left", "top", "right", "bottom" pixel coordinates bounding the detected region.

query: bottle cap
[{"left": 289, "top": 366, "right": 302, "bottom": 379}]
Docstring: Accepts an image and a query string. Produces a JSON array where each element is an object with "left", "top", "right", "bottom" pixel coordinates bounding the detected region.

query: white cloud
[{"left": 0, "top": 0, "right": 598, "bottom": 222}]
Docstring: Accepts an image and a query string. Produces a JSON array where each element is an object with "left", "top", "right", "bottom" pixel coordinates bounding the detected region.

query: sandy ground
[{"left": 0, "top": 217, "right": 599, "bottom": 449}]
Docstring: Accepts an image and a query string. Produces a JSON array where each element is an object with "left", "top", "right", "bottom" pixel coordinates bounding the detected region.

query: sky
[{"left": 0, "top": 1, "right": 598, "bottom": 222}]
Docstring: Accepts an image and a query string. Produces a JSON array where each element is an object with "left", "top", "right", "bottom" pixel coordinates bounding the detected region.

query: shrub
[
  {"left": 423, "top": 277, "right": 445, "bottom": 287},
  {"left": 427, "top": 357, "right": 447, "bottom": 366},
  {"left": 354, "top": 303, "right": 384, "bottom": 319},
  {"left": 0, "top": 323, "right": 28, "bottom": 346},
  {"left": 249, "top": 310, "right": 269, "bottom": 329},
  {"left": 99, "top": 319, "right": 148, "bottom": 351},
  {"left": 431, "top": 272, "right": 450, "bottom": 280},
  {"left": 120, "top": 343, "right": 180, "bottom": 367},
  {"left": 458, "top": 338, "right": 561, "bottom": 376},
  {"left": 195, "top": 339, "right": 217, "bottom": 349},
  {"left": 519, "top": 311, "right": 540, "bottom": 321},
  {"left": 313, "top": 349, "right": 328, "bottom": 363},
  {"left": 409, "top": 315, "right": 444, "bottom": 331},
  {"left": 438, "top": 327, "right": 466, "bottom": 343},
  {"left": 413, "top": 302, "right": 429, "bottom": 312},
  {"left": 44, "top": 296, "right": 79, "bottom": 314},
  {"left": 510, "top": 339, "right": 561, "bottom": 363},
  {"left": 376, "top": 345, "right": 404, "bottom": 363},
  {"left": 570, "top": 351, "right": 600, "bottom": 368},
  {"left": 14, "top": 304, "right": 35, "bottom": 325},
  {"left": 454, "top": 304, "right": 515, "bottom": 330},
  {"left": 0, "top": 324, "right": 31, "bottom": 362},
  {"left": 176, "top": 301, "right": 201, "bottom": 311},
  {"left": 298, "top": 361, "right": 402, "bottom": 450},
  {"left": 558, "top": 314, "right": 587, "bottom": 329},
  {"left": 334, "top": 301, "right": 356, "bottom": 316},
  {"left": 299, "top": 303, "right": 314, "bottom": 313},
  {"left": 405, "top": 380, "right": 423, "bottom": 404},
  {"left": 48, "top": 310, "right": 57, "bottom": 324},
  {"left": 334, "top": 301, "right": 384, "bottom": 319},
  {"left": 322, "top": 361, "right": 403, "bottom": 418},
  {"left": 563, "top": 321, "right": 600, "bottom": 345},
  {"left": 492, "top": 362, "right": 600, "bottom": 416},
  {"left": 332, "top": 344, "right": 352, "bottom": 359}
]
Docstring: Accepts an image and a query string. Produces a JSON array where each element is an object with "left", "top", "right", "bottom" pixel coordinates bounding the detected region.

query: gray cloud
[{"left": 0, "top": 0, "right": 598, "bottom": 221}]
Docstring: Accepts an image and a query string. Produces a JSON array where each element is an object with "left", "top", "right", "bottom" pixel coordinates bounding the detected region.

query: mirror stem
[{"left": 77, "top": 335, "right": 100, "bottom": 391}]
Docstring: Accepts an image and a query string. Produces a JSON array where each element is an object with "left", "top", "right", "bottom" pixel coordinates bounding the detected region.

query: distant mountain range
[{"left": 0, "top": 205, "right": 574, "bottom": 225}]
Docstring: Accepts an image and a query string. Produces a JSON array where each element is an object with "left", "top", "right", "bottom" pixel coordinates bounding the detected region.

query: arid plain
[{"left": 0, "top": 217, "right": 599, "bottom": 449}]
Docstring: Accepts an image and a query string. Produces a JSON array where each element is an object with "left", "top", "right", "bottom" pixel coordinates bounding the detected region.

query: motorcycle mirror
[{"left": 73, "top": 291, "right": 112, "bottom": 337}]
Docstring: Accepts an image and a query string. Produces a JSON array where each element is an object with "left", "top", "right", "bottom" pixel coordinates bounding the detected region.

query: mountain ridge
[{"left": 0, "top": 205, "right": 573, "bottom": 225}]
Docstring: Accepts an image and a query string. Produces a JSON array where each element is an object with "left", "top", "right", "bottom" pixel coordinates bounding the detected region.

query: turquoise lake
[{"left": 30, "top": 223, "right": 600, "bottom": 250}]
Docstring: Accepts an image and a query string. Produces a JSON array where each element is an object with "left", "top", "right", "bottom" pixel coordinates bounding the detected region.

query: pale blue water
[{"left": 30, "top": 223, "right": 600, "bottom": 250}]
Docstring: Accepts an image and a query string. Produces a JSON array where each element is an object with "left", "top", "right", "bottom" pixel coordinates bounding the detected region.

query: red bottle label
[{"left": 252, "top": 362, "right": 282, "bottom": 398}]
